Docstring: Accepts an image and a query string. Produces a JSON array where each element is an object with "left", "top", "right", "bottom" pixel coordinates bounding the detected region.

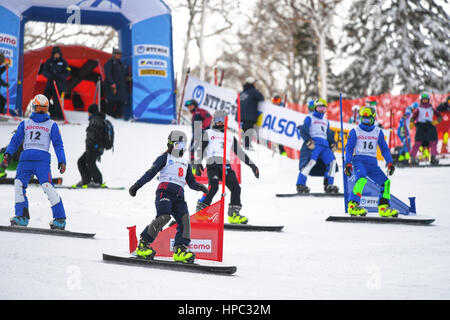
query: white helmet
[{"left": 31, "top": 94, "right": 49, "bottom": 113}]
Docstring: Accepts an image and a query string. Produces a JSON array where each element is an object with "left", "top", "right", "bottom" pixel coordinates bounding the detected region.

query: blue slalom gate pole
[{"left": 339, "top": 93, "right": 349, "bottom": 213}]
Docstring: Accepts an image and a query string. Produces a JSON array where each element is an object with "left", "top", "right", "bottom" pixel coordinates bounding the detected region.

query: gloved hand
[
  {"left": 330, "top": 143, "right": 337, "bottom": 152},
  {"left": 250, "top": 164, "right": 259, "bottom": 178},
  {"left": 198, "top": 184, "right": 209, "bottom": 194},
  {"left": 344, "top": 163, "right": 353, "bottom": 177},
  {"left": 193, "top": 163, "right": 204, "bottom": 176},
  {"left": 58, "top": 162, "right": 66, "bottom": 174},
  {"left": 0, "top": 153, "right": 11, "bottom": 169},
  {"left": 129, "top": 183, "right": 140, "bottom": 197},
  {"left": 306, "top": 139, "right": 315, "bottom": 150},
  {"left": 387, "top": 162, "right": 395, "bottom": 176},
  {"left": 409, "top": 121, "right": 415, "bottom": 130}
]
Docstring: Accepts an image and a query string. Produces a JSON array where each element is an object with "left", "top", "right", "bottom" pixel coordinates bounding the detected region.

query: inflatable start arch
[{"left": 0, "top": 0, "right": 176, "bottom": 123}]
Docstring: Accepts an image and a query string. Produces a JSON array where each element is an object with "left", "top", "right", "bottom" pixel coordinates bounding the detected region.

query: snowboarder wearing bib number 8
[
  {"left": 0, "top": 94, "right": 67, "bottom": 229},
  {"left": 128, "top": 130, "right": 209, "bottom": 263},
  {"left": 344, "top": 101, "right": 397, "bottom": 217}
]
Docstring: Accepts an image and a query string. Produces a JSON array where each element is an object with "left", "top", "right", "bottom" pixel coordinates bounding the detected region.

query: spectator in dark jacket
[
  {"left": 239, "top": 77, "right": 264, "bottom": 150},
  {"left": 0, "top": 52, "right": 11, "bottom": 114},
  {"left": 437, "top": 96, "right": 450, "bottom": 112},
  {"left": 42, "top": 46, "right": 71, "bottom": 120},
  {"left": 104, "top": 48, "right": 129, "bottom": 119},
  {"left": 75, "top": 104, "right": 106, "bottom": 188},
  {"left": 184, "top": 99, "right": 212, "bottom": 166}
]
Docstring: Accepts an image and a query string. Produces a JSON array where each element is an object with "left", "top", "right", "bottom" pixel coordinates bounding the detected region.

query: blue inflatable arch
[{"left": 0, "top": 0, "right": 176, "bottom": 123}]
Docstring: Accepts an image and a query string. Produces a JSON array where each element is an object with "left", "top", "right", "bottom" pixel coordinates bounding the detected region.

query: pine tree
[{"left": 337, "top": 0, "right": 450, "bottom": 98}]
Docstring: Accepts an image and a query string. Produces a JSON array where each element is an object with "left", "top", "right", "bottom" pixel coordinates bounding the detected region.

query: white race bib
[
  {"left": 23, "top": 119, "right": 54, "bottom": 153},
  {"left": 354, "top": 126, "right": 380, "bottom": 158},
  {"left": 309, "top": 115, "right": 328, "bottom": 139},
  {"left": 205, "top": 129, "right": 233, "bottom": 161},
  {"left": 158, "top": 153, "right": 189, "bottom": 187}
]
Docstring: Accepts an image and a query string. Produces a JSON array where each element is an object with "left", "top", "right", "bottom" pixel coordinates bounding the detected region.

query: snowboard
[
  {"left": 325, "top": 215, "right": 435, "bottom": 226},
  {"left": 224, "top": 224, "right": 284, "bottom": 232},
  {"left": 0, "top": 225, "right": 96, "bottom": 238},
  {"left": 276, "top": 192, "right": 343, "bottom": 198},
  {"left": 55, "top": 184, "right": 125, "bottom": 190},
  {"left": 102, "top": 253, "right": 237, "bottom": 275},
  {"left": 0, "top": 177, "right": 63, "bottom": 185}
]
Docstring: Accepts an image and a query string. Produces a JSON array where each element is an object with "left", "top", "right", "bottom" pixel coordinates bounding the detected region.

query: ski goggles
[
  {"left": 272, "top": 97, "right": 282, "bottom": 105},
  {"left": 316, "top": 105, "right": 327, "bottom": 113},
  {"left": 214, "top": 115, "right": 226, "bottom": 124},
  {"left": 184, "top": 100, "right": 196, "bottom": 107},
  {"left": 361, "top": 116, "right": 375, "bottom": 125},
  {"left": 33, "top": 105, "right": 49, "bottom": 113},
  {"left": 173, "top": 141, "right": 187, "bottom": 150}
]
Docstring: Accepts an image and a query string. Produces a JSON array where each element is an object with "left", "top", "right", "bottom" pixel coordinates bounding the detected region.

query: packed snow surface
[{"left": 1, "top": 111, "right": 449, "bottom": 299}]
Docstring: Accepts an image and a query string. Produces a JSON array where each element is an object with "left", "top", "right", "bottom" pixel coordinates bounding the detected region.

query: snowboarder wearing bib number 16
[
  {"left": 344, "top": 100, "right": 398, "bottom": 217},
  {"left": 128, "top": 130, "right": 209, "bottom": 263},
  {"left": 0, "top": 94, "right": 67, "bottom": 229}
]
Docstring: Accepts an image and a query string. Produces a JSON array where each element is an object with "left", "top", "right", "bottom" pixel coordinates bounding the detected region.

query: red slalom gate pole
[
  {"left": 53, "top": 80, "right": 69, "bottom": 124},
  {"left": 217, "top": 116, "right": 228, "bottom": 262}
]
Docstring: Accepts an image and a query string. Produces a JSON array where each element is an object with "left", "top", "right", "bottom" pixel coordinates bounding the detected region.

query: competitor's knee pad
[
  {"left": 381, "top": 179, "right": 391, "bottom": 200},
  {"left": 41, "top": 182, "right": 61, "bottom": 206},
  {"left": 14, "top": 179, "right": 26, "bottom": 203},
  {"left": 180, "top": 213, "right": 191, "bottom": 240},
  {"left": 353, "top": 177, "right": 368, "bottom": 196},
  {"left": 301, "top": 159, "right": 317, "bottom": 176},
  {"left": 327, "top": 160, "right": 337, "bottom": 179},
  {"left": 146, "top": 214, "right": 171, "bottom": 240}
]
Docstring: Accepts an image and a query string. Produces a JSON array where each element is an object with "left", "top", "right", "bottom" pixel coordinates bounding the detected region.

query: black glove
[
  {"left": 344, "top": 163, "right": 353, "bottom": 177},
  {"left": 306, "top": 139, "right": 315, "bottom": 150},
  {"left": 193, "top": 164, "right": 204, "bottom": 176},
  {"left": 198, "top": 184, "right": 209, "bottom": 194},
  {"left": 129, "top": 183, "right": 140, "bottom": 197},
  {"left": 250, "top": 164, "right": 259, "bottom": 179},
  {"left": 0, "top": 153, "right": 11, "bottom": 169},
  {"left": 58, "top": 162, "right": 66, "bottom": 174},
  {"left": 387, "top": 163, "right": 395, "bottom": 176}
]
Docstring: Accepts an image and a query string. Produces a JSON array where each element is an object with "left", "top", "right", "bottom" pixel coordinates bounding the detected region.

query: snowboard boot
[
  {"left": 173, "top": 244, "right": 195, "bottom": 263},
  {"left": 296, "top": 184, "right": 310, "bottom": 194},
  {"left": 378, "top": 204, "right": 399, "bottom": 218},
  {"left": 136, "top": 238, "right": 156, "bottom": 260},
  {"left": 430, "top": 156, "right": 439, "bottom": 165},
  {"left": 324, "top": 184, "right": 339, "bottom": 194},
  {"left": 195, "top": 201, "right": 208, "bottom": 213},
  {"left": 49, "top": 218, "right": 66, "bottom": 230},
  {"left": 348, "top": 201, "right": 367, "bottom": 216},
  {"left": 227, "top": 205, "right": 248, "bottom": 224},
  {"left": 10, "top": 216, "right": 30, "bottom": 227}
]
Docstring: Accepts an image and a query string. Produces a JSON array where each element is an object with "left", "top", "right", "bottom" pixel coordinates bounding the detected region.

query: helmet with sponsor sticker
[
  {"left": 359, "top": 105, "right": 376, "bottom": 126},
  {"left": 31, "top": 94, "right": 49, "bottom": 114}
]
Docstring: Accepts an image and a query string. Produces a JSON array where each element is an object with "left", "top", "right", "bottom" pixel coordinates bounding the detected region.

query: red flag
[{"left": 127, "top": 225, "right": 138, "bottom": 254}]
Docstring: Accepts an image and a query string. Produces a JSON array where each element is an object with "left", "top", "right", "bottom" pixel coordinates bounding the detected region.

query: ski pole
[
  {"left": 6, "top": 64, "right": 10, "bottom": 116},
  {"left": 53, "top": 80, "right": 69, "bottom": 124}
]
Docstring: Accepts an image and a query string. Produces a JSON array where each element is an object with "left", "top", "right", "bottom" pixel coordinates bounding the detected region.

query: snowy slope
[{"left": 1, "top": 112, "right": 450, "bottom": 300}]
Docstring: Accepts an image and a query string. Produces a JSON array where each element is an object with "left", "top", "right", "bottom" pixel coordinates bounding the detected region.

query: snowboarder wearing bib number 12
[
  {"left": 0, "top": 94, "right": 67, "bottom": 229},
  {"left": 344, "top": 99, "right": 398, "bottom": 217},
  {"left": 128, "top": 130, "right": 209, "bottom": 263}
]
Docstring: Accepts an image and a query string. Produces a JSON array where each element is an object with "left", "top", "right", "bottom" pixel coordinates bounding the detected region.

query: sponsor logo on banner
[
  {"left": 134, "top": 44, "right": 170, "bottom": 57},
  {"left": 170, "top": 239, "right": 212, "bottom": 253},
  {"left": 0, "top": 33, "right": 17, "bottom": 47},
  {"left": 360, "top": 197, "right": 379, "bottom": 208},
  {"left": 183, "top": 76, "right": 239, "bottom": 130},
  {"left": 139, "top": 68, "right": 167, "bottom": 77},
  {"left": 138, "top": 58, "right": 167, "bottom": 69}
]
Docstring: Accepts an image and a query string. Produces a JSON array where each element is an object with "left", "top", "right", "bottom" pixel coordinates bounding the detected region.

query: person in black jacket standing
[
  {"left": 74, "top": 104, "right": 106, "bottom": 188},
  {"left": 0, "top": 52, "right": 11, "bottom": 114},
  {"left": 104, "top": 48, "right": 129, "bottom": 119},
  {"left": 239, "top": 77, "right": 264, "bottom": 150},
  {"left": 42, "top": 46, "right": 71, "bottom": 120}
]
